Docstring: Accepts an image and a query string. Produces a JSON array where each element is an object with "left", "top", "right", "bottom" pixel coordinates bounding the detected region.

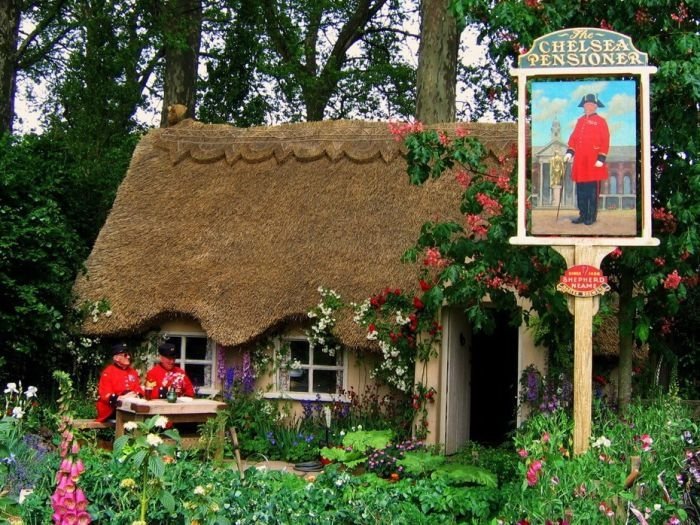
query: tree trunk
[
  {"left": 617, "top": 271, "right": 634, "bottom": 410},
  {"left": 159, "top": 0, "right": 202, "bottom": 127},
  {"left": 415, "top": 0, "right": 458, "bottom": 124},
  {"left": 0, "top": 0, "right": 20, "bottom": 134}
]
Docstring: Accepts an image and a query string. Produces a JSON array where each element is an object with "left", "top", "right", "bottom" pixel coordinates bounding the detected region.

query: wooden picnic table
[{"left": 115, "top": 397, "right": 227, "bottom": 457}]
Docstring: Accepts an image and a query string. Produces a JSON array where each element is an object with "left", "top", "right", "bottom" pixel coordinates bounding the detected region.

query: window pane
[
  {"left": 314, "top": 349, "right": 336, "bottom": 366},
  {"left": 186, "top": 364, "right": 209, "bottom": 390},
  {"left": 313, "top": 370, "right": 338, "bottom": 394},
  {"left": 165, "top": 336, "right": 183, "bottom": 356},
  {"left": 290, "top": 340, "right": 310, "bottom": 364},
  {"left": 289, "top": 369, "right": 309, "bottom": 392},
  {"left": 186, "top": 337, "right": 208, "bottom": 360}
]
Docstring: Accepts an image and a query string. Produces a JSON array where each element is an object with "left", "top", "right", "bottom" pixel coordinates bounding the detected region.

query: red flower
[
  {"left": 664, "top": 270, "right": 682, "bottom": 290},
  {"left": 419, "top": 279, "right": 431, "bottom": 291},
  {"left": 609, "top": 247, "right": 623, "bottom": 259},
  {"left": 413, "top": 297, "right": 424, "bottom": 310},
  {"left": 593, "top": 375, "right": 608, "bottom": 385}
]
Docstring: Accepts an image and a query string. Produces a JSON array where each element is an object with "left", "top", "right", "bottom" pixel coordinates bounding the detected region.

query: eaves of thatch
[{"left": 73, "top": 119, "right": 517, "bottom": 349}]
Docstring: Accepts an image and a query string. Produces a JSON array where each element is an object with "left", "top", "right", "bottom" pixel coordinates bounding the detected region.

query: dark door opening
[{"left": 469, "top": 311, "right": 518, "bottom": 445}]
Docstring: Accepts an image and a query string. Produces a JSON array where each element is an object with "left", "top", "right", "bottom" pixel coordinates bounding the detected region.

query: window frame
[
  {"left": 161, "top": 332, "right": 218, "bottom": 396},
  {"left": 267, "top": 336, "right": 347, "bottom": 402}
]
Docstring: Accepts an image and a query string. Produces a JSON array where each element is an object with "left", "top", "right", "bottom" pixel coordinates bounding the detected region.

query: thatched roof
[{"left": 74, "top": 119, "right": 516, "bottom": 348}]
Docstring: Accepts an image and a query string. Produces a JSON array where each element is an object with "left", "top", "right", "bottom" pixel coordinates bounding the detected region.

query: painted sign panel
[
  {"left": 529, "top": 79, "right": 638, "bottom": 236},
  {"left": 519, "top": 28, "right": 648, "bottom": 69},
  {"left": 557, "top": 265, "right": 610, "bottom": 297}
]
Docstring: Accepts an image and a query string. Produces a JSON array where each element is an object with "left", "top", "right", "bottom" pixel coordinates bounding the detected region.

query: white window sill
[
  {"left": 194, "top": 388, "right": 219, "bottom": 398},
  {"left": 263, "top": 391, "right": 349, "bottom": 403}
]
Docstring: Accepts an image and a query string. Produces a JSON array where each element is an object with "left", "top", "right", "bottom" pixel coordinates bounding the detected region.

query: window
[
  {"left": 277, "top": 338, "right": 345, "bottom": 400},
  {"left": 162, "top": 333, "right": 216, "bottom": 394}
]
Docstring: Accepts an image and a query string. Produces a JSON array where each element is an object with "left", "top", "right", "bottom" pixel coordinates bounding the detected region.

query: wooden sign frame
[{"left": 510, "top": 28, "right": 658, "bottom": 248}]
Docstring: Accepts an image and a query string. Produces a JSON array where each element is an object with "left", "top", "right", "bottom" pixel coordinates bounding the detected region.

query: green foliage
[
  {"left": 200, "top": 0, "right": 420, "bottom": 122},
  {"left": 342, "top": 429, "right": 393, "bottom": 452},
  {"left": 397, "top": 449, "right": 446, "bottom": 475},
  {"left": 321, "top": 430, "right": 394, "bottom": 468},
  {"left": 496, "top": 396, "right": 697, "bottom": 523},
  {"left": 430, "top": 462, "right": 498, "bottom": 488},
  {"left": 321, "top": 429, "right": 394, "bottom": 468},
  {"left": 13, "top": 395, "right": 696, "bottom": 524},
  {"left": 0, "top": 134, "right": 82, "bottom": 377}
]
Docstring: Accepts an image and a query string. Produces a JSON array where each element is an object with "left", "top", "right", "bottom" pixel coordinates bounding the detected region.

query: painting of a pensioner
[{"left": 529, "top": 80, "right": 638, "bottom": 237}]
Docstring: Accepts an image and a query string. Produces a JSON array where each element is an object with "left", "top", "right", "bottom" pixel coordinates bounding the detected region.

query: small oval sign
[{"left": 557, "top": 264, "right": 610, "bottom": 297}]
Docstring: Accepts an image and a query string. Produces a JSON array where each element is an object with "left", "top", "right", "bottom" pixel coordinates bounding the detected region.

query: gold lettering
[
  {"left": 539, "top": 41, "right": 550, "bottom": 53},
  {"left": 588, "top": 53, "right": 601, "bottom": 65},
  {"left": 566, "top": 40, "right": 579, "bottom": 52},
  {"left": 551, "top": 41, "right": 565, "bottom": 53},
  {"left": 628, "top": 53, "right": 642, "bottom": 65},
  {"left": 590, "top": 40, "right": 602, "bottom": 52},
  {"left": 603, "top": 40, "right": 616, "bottom": 52},
  {"left": 567, "top": 53, "right": 580, "bottom": 66},
  {"left": 616, "top": 52, "right": 629, "bottom": 65},
  {"left": 528, "top": 53, "right": 539, "bottom": 66},
  {"left": 602, "top": 53, "right": 615, "bottom": 65},
  {"left": 552, "top": 54, "right": 566, "bottom": 66},
  {"left": 540, "top": 54, "right": 551, "bottom": 66},
  {"left": 570, "top": 28, "right": 594, "bottom": 39},
  {"left": 614, "top": 39, "right": 631, "bottom": 52}
]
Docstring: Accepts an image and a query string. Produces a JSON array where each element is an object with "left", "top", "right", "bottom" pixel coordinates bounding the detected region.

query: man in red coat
[
  {"left": 95, "top": 343, "right": 144, "bottom": 422},
  {"left": 145, "top": 343, "right": 196, "bottom": 399},
  {"left": 565, "top": 93, "right": 610, "bottom": 226}
]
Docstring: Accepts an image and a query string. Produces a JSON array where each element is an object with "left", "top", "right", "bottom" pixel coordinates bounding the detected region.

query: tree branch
[{"left": 15, "top": 0, "right": 69, "bottom": 68}]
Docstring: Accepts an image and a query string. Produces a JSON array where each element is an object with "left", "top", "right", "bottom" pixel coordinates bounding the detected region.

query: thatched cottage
[{"left": 74, "top": 119, "right": 546, "bottom": 452}]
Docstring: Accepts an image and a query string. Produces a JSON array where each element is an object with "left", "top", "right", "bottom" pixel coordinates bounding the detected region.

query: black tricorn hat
[
  {"left": 111, "top": 342, "right": 130, "bottom": 355},
  {"left": 578, "top": 93, "right": 604, "bottom": 107},
  {"left": 158, "top": 342, "right": 177, "bottom": 358}
]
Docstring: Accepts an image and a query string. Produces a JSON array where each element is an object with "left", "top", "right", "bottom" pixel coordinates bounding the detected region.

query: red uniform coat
[
  {"left": 145, "top": 364, "right": 196, "bottom": 399},
  {"left": 567, "top": 113, "right": 610, "bottom": 183},
  {"left": 95, "top": 364, "right": 143, "bottom": 421}
]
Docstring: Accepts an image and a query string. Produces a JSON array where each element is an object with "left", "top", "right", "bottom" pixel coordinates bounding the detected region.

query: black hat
[
  {"left": 112, "top": 342, "right": 130, "bottom": 356},
  {"left": 578, "top": 93, "right": 604, "bottom": 108},
  {"left": 158, "top": 342, "right": 178, "bottom": 358}
]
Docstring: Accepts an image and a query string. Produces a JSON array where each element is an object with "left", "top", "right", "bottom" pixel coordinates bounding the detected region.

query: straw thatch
[
  {"left": 74, "top": 119, "right": 516, "bottom": 348},
  {"left": 594, "top": 309, "right": 649, "bottom": 360}
]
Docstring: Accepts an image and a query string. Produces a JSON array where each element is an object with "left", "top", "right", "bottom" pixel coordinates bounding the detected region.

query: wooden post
[
  {"left": 228, "top": 427, "right": 245, "bottom": 479},
  {"left": 554, "top": 245, "right": 616, "bottom": 455},
  {"left": 573, "top": 293, "right": 594, "bottom": 455}
]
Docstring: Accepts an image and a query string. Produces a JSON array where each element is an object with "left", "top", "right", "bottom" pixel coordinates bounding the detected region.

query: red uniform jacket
[
  {"left": 145, "top": 364, "right": 196, "bottom": 399},
  {"left": 567, "top": 113, "right": 610, "bottom": 183},
  {"left": 95, "top": 364, "right": 144, "bottom": 421}
]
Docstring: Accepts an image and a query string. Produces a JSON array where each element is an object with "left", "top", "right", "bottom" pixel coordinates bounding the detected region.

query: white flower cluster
[
  {"left": 377, "top": 342, "right": 410, "bottom": 392},
  {"left": 88, "top": 300, "right": 112, "bottom": 324},
  {"left": 307, "top": 287, "right": 342, "bottom": 356},
  {"left": 351, "top": 299, "right": 371, "bottom": 323},
  {"left": 66, "top": 336, "right": 102, "bottom": 366},
  {"left": 3, "top": 381, "right": 38, "bottom": 420},
  {"left": 591, "top": 435, "right": 611, "bottom": 448},
  {"left": 394, "top": 311, "right": 411, "bottom": 326}
]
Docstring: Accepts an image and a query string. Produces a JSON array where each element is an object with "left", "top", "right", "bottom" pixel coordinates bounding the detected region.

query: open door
[
  {"left": 441, "top": 308, "right": 471, "bottom": 455},
  {"left": 440, "top": 308, "right": 519, "bottom": 452}
]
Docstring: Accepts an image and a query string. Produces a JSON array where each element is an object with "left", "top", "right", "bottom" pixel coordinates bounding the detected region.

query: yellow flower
[{"left": 120, "top": 478, "right": 137, "bottom": 489}]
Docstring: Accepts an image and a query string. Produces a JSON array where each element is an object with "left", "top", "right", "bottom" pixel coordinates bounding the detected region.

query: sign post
[{"left": 509, "top": 28, "right": 658, "bottom": 455}]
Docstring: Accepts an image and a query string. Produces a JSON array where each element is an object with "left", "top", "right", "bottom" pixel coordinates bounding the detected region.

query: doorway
[{"left": 469, "top": 310, "right": 519, "bottom": 445}]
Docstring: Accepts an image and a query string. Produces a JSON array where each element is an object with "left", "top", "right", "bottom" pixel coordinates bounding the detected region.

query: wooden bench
[{"left": 72, "top": 419, "right": 115, "bottom": 430}]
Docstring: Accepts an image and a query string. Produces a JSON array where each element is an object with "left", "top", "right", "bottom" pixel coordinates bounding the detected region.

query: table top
[{"left": 117, "top": 397, "right": 226, "bottom": 415}]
